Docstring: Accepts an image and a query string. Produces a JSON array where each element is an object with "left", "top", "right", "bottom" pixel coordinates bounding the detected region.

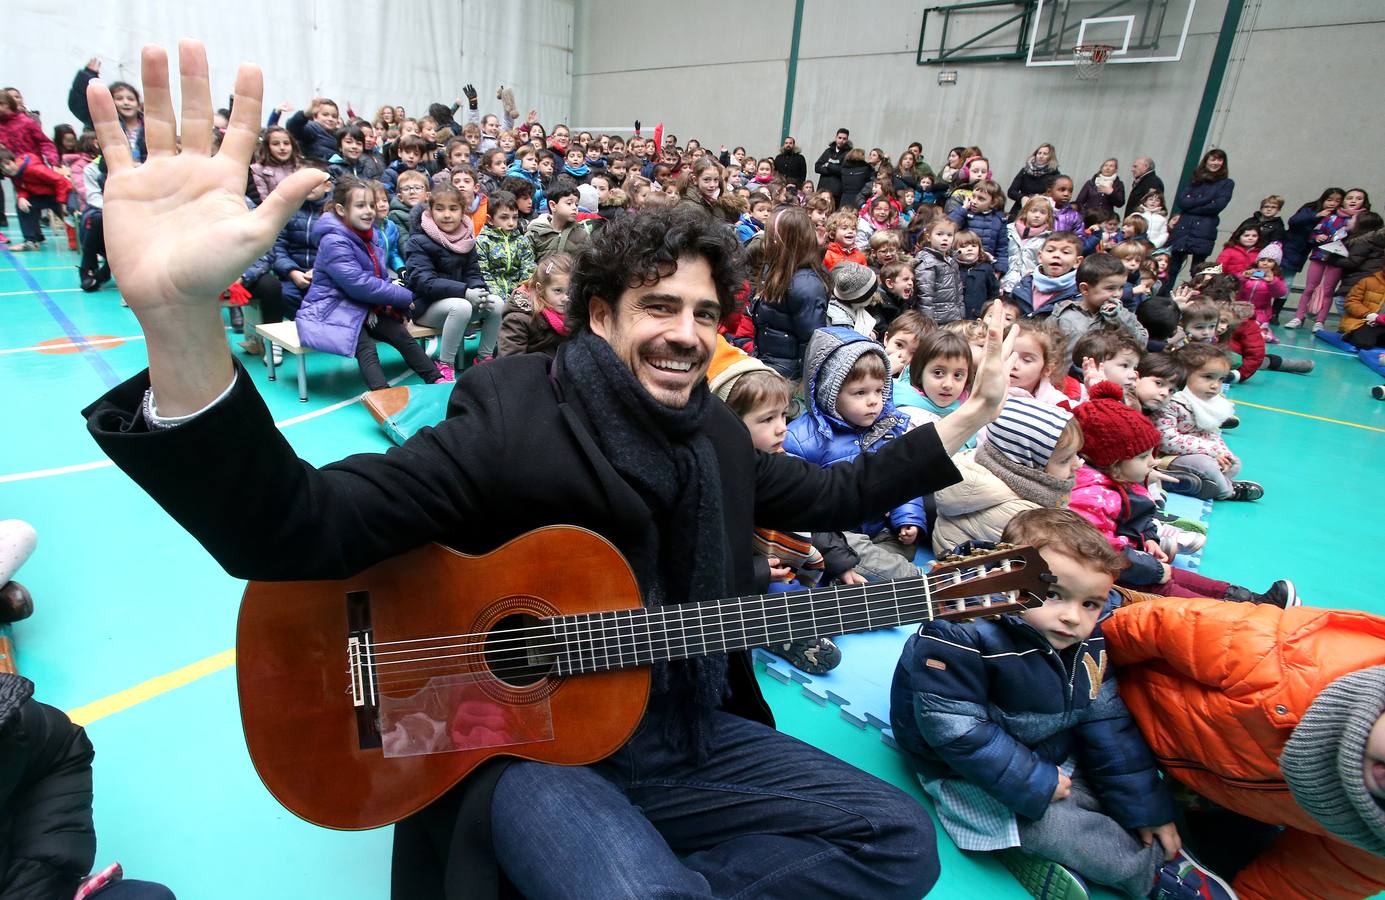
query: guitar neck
[{"left": 550, "top": 570, "right": 1019, "bottom": 677}]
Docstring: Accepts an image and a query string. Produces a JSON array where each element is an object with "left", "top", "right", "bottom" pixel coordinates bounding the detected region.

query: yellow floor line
[
  {"left": 68, "top": 648, "right": 235, "bottom": 726},
  {"left": 1237, "top": 399, "right": 1385, "bottom": 433}
]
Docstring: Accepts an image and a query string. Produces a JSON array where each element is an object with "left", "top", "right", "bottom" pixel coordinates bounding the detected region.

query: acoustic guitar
[{"left": 236, "top": 526, "right": 1050, "bottom": 830}]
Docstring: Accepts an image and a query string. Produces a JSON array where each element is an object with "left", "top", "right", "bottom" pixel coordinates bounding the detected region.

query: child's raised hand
[
  {"left": 1138, "top": 823, "right": 1182, "bottom": 862},
  {"left": 88, "top": 41, "right": 327, "bottom": 325},
  {"left": 897, "top": 525, "right": 918, "bottom": 546},
  {"left": 969, "top": 301, "right": 1020, "bottom": 416},
  {"left": 86, "top": 57, "right": 103, "bottom": 74},
  {"left": 1081, "top": 356, "right": 1104, "bottom": 387}
]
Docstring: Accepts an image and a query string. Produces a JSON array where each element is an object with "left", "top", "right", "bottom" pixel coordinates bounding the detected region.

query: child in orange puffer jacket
[{"left": 1105, "top": 597, "right": 1385, "bottom": 900}]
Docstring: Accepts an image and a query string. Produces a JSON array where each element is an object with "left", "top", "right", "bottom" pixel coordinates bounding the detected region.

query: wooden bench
[{"left": 254, "top": 320, "right": 441, "bottom": 402}]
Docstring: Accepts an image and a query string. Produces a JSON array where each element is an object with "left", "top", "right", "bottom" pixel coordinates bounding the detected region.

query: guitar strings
[
  {"left": 362, "top": 567, "right": 1018, "bottom": 674},
  {"left": 363, "top": 566, "right": 1003, "bottom": 664},
  {"left": 359, "top": 572, "right": 1034, "bottom": 690},
  {"left": 365, "top": 562, "right": 1022, "bottom": 658}
]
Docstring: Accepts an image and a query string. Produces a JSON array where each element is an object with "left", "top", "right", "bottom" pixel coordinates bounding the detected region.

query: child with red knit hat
[{"left": 1068, "top": 382, "right": 1296, "bottom": 605}]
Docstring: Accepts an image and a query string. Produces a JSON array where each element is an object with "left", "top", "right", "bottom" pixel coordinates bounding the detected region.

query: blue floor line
[{"left": 1, "top": 247, "right": 120, "bottom": 388}]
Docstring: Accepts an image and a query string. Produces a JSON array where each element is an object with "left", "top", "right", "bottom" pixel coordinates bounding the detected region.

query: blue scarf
[
  {"left": 1032, "top": 269, "right": 1077, "bottom": 294},
  {"left": 563, "top": 162, "right": 590, "bottom": 179}
]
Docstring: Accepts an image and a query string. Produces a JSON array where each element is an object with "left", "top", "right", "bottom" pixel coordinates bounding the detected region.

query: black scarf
[{"left": 560, "top": 331, "right": 729, "bottom": 755}]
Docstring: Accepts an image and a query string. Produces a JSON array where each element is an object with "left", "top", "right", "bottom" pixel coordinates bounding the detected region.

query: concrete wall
[{"left": 573, "top": 0, "right": 1384, "bottom": 232}]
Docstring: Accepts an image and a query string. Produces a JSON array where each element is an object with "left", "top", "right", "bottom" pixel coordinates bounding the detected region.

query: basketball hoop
[{"left": 1073, "top": 43, "right": 1114, "bottom": 80}]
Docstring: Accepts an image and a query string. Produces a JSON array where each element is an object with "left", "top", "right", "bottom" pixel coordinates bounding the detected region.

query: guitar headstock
[{"left": 926, "top": 544, "right": 1053, "bottom": 621}]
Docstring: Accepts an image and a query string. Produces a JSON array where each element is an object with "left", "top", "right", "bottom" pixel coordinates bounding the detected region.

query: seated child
[
  {"left": 381, "top": 134, "right": 429, "bottom": 196},
  {"left": 295, "top": 178, "right": 443, "bottom": 390},
  {"left": 499, "top": 175, "right": 539, "bottom": 227},
  {"left": 946, "top": 316, "right": 990, "bottom": 373},
  {"left": 709, "top": 346, "right": 844, "bottom": 675},
  {"left": 874, "top": 261, "right": 915, "bottom": 336},
  {"left": 1081, "top": 210, "right": 1122, "bottom": 256},
  {"left": 404, "top": 183, "right": 494, "bottom": 377},
  {"left": 947, "top": 179, "right": 1008, "bottom": 276},
  {"left": 824, "top": 210, "right": 868, "bottom": 270},
  {"left": 1003, "top": 196, "right": 1054, "bottom": 294},
  {"left": 930, "top": 397, "right": 1081, "bottom": 553},
  {"left": 1156, "top": 343, "right": 1263, "bottom": 501},
  {"left": 497, "top": 252, "right": 572, "bottom": 358},
  {"left": 388, "top": 169, "right": 431, "bottom": 236},
  {"left": 0, "top": 148, "right": 73, "bottom": 252},
  {"left": 527, "top": 178, "right": 590, "bottom": 263},
  {"left": 1131, "top": 351, "right": 1183, "bottom": 417},
  {"left": 1121, "top": 213, "right": 1149, "bottom": 245},
  {"left": 1105, "top": 597, "right": 1385, "bottom": 900},
  {"left": 1069, "top": 382, "right": 1295, "bottom": 604},
  {"left": 884, "top": 310, "right": 937, "bottom": 398},
  {"left": 271, "top": 160, "right": 333, "bottom": 316},
  {"left": 1053, "top": 253, "right": 1149, "bottom": 361},
  {"left": 1072, "top": 329, "right": 1143, "bottom": 401},
  {"left": 856, "top": 196, "right": 897, "bottom": 250},
  {"left": 1343, "top": 268, "right": 1385, "bottom": 350},
  {"left": 890, "top": 507, "right": 1232, "bottom": 900},
  {"left": 1113, "top": 241, "right": 1152, "bottom": 309},
  {"left": 328, "top": 124, "right": 385, "bottom": 181},
  {"left": 826, "top": 262, "right": 880, "bottom": 336},
  {"left": 867, "top": 228, "right": 903, "bottom": 272},
  {"left": 784, "top": 328, "right": 924, "bottom": 581},
  {"left": 1136, "top": 295, "right": 1182, "bottom": 353},
  {"left": 444, "top": 165, "right": 488, "bottom": 236},
  {"left": 913, "top": 216, "right": 965, "bottom": 324},
  {"left": 285, "top": 98, "right": 341, "bottom": 162},
  {"left": 370, "top": 182, "right": 405, "bottom": 275},
  {"left": 899, "top": 332, "right": 975, "bottom": 446},
  {"left": 735, "top": 191, "right": 772, "bottom": 243},
  {"left": 476, "top": 190, "right": 537, "bottom": 308},
  {"left": 1010, "top": 231, "right": 1082, "bottom": 318},
  {"left": 1006, "top": 319, "right": 1081, "bottom": 410},
  {"left": 954, "top": 229, "right": 999, "bottom": 319}
]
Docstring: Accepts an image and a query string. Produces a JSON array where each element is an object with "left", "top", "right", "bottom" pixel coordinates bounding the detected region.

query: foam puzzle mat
[{"left": 754, "top": 490, "right": 1215, "bottom": 747}]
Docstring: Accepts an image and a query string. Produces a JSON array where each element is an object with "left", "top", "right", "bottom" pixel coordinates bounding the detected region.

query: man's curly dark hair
[{"left": 566, "top": 206, "right": 744, "bottom": 333}]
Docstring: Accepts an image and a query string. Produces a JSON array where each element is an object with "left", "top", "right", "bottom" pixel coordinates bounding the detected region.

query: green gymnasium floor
[{"left": 2, "top": 223, "right": 1383, "bottom": 899}]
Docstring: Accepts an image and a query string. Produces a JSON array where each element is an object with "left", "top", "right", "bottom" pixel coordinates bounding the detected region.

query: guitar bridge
[{"left": 347, "top": 590, "right": 382, "bottom": 750}]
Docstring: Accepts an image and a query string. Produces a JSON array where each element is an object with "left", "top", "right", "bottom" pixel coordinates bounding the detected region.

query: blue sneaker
[
  {"left": 1149, "top": 849, "right": 1238, "bottom": 899},
  {"left": 999, "top": 849, "right": 1090, "bottom": 900}
]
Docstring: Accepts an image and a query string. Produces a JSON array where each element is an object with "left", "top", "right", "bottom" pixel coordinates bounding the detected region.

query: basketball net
[{"left": 1073, "top": 44, "right": 1113, "bottom": 80}]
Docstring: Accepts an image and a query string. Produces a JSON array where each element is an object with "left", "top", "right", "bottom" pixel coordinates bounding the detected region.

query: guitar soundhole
[{"left": 485, "top": 613, "right": 558, "bottom": 687}]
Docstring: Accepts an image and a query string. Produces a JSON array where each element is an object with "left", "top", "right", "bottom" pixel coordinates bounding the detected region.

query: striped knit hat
[
  {"left": 1280, "top": 665, "right": 1385, "bottom": 856},
  {"left": 984, "top": 395, "right": 1074, "bottom": 468}
]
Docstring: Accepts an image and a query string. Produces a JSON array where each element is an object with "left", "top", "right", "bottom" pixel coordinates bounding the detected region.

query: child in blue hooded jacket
[{"left": 784, "top": 327, "right": 925, "bottom": 579}]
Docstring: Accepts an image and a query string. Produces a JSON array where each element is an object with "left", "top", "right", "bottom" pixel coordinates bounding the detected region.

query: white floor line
[
  {"left": 1279, "top": 342, "right": 1355, "bottom": 356},
  {"left": 0, "top": 335, "right": 146, "bottom": 355},
  {"left": 0, "top": 370, "right": 412, "bottom": 484}
]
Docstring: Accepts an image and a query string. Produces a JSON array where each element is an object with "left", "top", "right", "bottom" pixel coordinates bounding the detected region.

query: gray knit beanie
[
  {"left": 1280, "top": 665, "right": 1385, "bottom": 856},
  {"left": 832, "top": 262, "right": 878, "bottom": 303}
]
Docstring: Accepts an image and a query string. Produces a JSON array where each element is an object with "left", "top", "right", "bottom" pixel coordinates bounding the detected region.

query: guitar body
[{"left": 236, "top": 526, "right": 649, "bottom": 830}]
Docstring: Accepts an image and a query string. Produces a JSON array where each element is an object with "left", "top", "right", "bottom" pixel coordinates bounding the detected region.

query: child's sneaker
[
  {"left": 1149, "top": 849, "right": 1237, "bottom": 900},
  {"left": 435, "top": 362, "right": 456, "bottom": 383},
  {"left": 1220, "top": 415, "right": 1239, "bottom": 429},
  {"left": 1374, "top": 385, "right": 1385, "bottom": 400},
  {"left": 1157, "top": 524, "right": 1206, "bottom": 557},
  {"left": 1311, "top": 321, "right": 1325, "bottom": 333},
  {"left": 271, "top": 344, "right": 284, "bottom": 366},
  {"left": 1260, "top": 579, "right": 1299, "bottom": 608},
  {"left": 1284, "top": 317, "right": 1303, "bottom": 329},
  {"left": 1164, "top": 468, "right": 1220, "bottom": 501},
  {"left": 772, "top": 637, "right": 841, "bottom": 675},
  {"left": 999, "top": 849, "right": 1090, "bottom": 900},
  {"left": 1229, "top": 480, "right": 1263, "bottom": 501}
]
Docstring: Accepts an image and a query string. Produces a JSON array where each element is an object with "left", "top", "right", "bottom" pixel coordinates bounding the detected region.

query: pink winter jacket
[{"left": 1068, "top": 466, "right": 1143, "bottom": 551}]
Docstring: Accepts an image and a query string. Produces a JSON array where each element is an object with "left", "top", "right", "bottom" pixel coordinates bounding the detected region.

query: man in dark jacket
[
  {"left": 79, "top": 44, "right": 1015, "bottom": 900},
  {"left": 773, "top": 136, "right": 808, "bottom": 188},
  {"left": 814, "top": 128, "right": 852, "bottom": 205},
  {"left": 1124, "top": 156, "right": 1165, "bottom": 217}
]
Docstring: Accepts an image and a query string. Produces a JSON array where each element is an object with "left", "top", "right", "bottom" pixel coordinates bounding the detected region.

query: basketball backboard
[{"left": 1025, "top": 0, "right": 1196, "bottom": 67}]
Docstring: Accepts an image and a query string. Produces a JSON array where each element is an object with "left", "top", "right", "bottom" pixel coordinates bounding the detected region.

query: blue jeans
[{"left": 491, "top": 706, "right": 939, "bottom": 899}]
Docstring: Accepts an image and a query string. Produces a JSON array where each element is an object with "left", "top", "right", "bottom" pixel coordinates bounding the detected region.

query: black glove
[
  {"left": 634, "top": 119, "right": 641, "bottom": 133},
  {"left": 463, "top": 84, "right": 478, "bottom": 109}
]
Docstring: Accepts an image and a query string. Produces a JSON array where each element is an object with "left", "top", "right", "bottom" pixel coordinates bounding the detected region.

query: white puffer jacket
[{"left": 930, "top": 448, "right": 1038, "bottom": 554}]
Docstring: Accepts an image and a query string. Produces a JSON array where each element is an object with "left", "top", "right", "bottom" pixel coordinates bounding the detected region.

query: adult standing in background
[
  {"left": 773, "top": 136, "right": 807, "bottom": 188},
  {"left": 1165, "top": 149, "right": 1234, "bottom": 290},
  {"left": 1125, "top": 156, "right": 1164, "bottom": 218},
  {"left": 1075, "top": 158, "right": 1126, "bottom": 221},
  {"left": 1006, "top": 143, "right": 1060, "bottom": 217},
  {"left": 815, "top": 128, "right": 852, "bottom": 207}
]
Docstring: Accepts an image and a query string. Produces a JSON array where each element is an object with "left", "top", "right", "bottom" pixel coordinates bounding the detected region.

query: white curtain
[{"left": 7, "top": 0, "right": 572, "bottom": 136}]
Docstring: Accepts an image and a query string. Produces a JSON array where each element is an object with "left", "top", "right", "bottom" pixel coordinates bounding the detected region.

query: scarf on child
[
  {"left": 1173, "top": 387, "right": 1235, "bottom": 433},
  {"left": 541, "top": 307, "right": 569, "bottom": 336},
  {"left": 420, "top": 209, "right": 476, "bottom": 253},
  {"left": 976, "top": 441, "right": 1075, "bottom": 508},
  {"left": 560, "top": 330, "right": 729, "bottom": 758},
  {"left": 1032, "top": 268, "right": 1077, "bottom": 294}
]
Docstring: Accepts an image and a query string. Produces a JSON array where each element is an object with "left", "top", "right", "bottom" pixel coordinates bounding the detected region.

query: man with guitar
[{"left": 81, "top": 42, "right": 1016, "bottom": 900}]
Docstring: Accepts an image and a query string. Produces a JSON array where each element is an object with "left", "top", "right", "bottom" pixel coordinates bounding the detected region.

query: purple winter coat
[{"left": 295, "top": 213, "right": 415, "bottom": 356}]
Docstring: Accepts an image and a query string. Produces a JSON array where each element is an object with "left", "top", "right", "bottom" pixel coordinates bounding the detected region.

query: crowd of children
[{"left": 5, "top": 61, "right": 1385, "bottom": 900}]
